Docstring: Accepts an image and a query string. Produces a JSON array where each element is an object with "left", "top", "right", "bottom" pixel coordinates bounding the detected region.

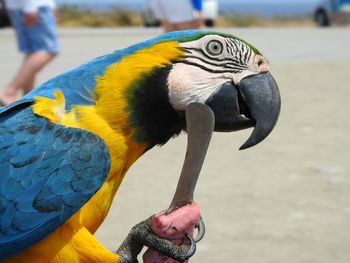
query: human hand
[
  {"left": 23, "top": 12, "right": 38, "bottom": 26},
  {"left": 53, "top": 8, "right": 59, "bottom": 22},
  {"left": 195, "top": 11, "right": 205, "bottom": 28}
]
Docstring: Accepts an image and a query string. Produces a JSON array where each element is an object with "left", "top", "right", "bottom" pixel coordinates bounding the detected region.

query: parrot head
[
  {"left": 166, "top": 32, "right": 280, "bottom": 150},
  {"left": 106, "top": 30, "right": 280, "bottom": 150}
]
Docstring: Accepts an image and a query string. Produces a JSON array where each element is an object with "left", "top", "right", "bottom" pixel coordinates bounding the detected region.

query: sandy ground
[{"left": 1, "top": 27, "right": 350, "bottom": 262}]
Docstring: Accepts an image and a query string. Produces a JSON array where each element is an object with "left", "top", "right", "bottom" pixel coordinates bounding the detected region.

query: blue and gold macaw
[{"left": 0, "top": 30, "right": 280, "bottom": 262}]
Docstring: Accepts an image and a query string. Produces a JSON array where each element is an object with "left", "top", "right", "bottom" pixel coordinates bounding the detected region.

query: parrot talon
[
  {"left": 117, "top": 217, "right": 197, "bottom": 263},
  {"left": 194, "top": 217, "right": 205, "bottom": 243}
]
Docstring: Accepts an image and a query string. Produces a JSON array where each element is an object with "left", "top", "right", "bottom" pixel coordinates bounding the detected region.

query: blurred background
[
  {"left": 1, "top": 0, "right": 350, "bottom": 28},
  {"left": 0, "top": 0, "right": 350, "bottom": 262}
]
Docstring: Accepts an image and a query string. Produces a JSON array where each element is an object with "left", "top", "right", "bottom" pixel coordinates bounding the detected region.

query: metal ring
[
  {"left": 183, "top": 232, "right": 196, "bottom": 259},
  {"left": 194, "top": 217, "right": 206, "bottom": 243}
]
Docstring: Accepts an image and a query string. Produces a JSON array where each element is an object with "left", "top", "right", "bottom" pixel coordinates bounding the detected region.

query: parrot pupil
[{"left": 206, "top": 40, "right": 223, "bottom": 56}]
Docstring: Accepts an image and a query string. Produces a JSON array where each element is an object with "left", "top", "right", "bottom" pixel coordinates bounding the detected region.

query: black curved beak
[{"left": 205, "top": 72, "right": 281, "bottom": 150}]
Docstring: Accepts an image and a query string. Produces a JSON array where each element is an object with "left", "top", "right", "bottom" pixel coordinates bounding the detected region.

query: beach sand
[{"left": 1, "top": 27, "right": 349, "bottom": 262}]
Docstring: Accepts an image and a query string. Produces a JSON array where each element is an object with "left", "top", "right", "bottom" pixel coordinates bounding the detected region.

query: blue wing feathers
[{"left": 0, "top": 106, "right": 111, "bottom": 259}]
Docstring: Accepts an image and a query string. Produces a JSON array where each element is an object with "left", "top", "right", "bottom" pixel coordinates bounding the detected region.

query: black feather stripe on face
[{"left": 125, "top": 65, "right": 185, "bottom": 148}]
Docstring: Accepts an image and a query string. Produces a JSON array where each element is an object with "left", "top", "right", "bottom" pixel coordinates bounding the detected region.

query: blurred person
[
  {"left": 0, "top": 0, "right": 59, "bottom": 106},
  {"left": 150, "top": 0, "right": 204, "bottom": 32}
]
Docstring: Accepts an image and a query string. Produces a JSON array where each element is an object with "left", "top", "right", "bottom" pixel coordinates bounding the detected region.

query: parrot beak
[{"left": 205, "top": 72, "right": 281, "bottom": 150}]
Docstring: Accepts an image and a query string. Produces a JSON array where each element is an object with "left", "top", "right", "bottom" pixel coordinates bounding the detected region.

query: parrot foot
[{"left": 116, "top": 217, "right": 196, "bottom": 263}]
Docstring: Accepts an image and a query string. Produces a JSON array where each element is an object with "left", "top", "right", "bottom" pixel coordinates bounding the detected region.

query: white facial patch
[
  {"left": 168, "top": 63, "right": 230, "bottom": 110},
  {"left": 167, "top": 34, "right": 269, "bottom": 110}
]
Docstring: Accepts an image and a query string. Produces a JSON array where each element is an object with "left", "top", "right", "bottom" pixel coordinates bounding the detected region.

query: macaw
[{"left": 0, "top": 30, "right": 280, "bottom": 262}]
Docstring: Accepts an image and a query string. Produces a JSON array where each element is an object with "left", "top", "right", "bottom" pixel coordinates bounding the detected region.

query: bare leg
[
  {"left": 22, "top": 71, "right": 35, "bottom": 95},
  {"left": 160, "top": 20, "right": 176, "bottom": 32},
  {"left": 0, "top": 52, "right": 56, "bottom": 105},
  {"left": 173, "top": 19, "right": 203, "bottom": 31},
  {"left": 161, "top": 19, "right": 203, "bottom": 32}
]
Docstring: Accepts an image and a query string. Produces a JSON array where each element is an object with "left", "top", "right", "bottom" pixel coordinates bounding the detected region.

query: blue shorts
[{"left": 8, "top": 7, "right": 59, "bottom": 54}]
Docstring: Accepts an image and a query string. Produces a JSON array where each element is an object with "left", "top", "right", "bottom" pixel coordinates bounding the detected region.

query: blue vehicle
[{"left": 314, "top": 0, "right": 350, "bottom": 26}]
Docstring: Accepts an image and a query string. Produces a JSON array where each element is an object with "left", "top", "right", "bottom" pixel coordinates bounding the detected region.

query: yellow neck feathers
[{"left": 93, "top": 41, "right": 184, "bottom": 134}]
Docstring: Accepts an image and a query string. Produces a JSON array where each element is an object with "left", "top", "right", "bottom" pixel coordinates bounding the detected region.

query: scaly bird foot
[{"left": 116, "top": 217, "right": 196, "bottom": 263}]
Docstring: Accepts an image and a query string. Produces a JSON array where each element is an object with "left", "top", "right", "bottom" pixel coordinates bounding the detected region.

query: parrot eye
[{"left": 206, "top": 40, "right": 223, "bottom": 56}]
